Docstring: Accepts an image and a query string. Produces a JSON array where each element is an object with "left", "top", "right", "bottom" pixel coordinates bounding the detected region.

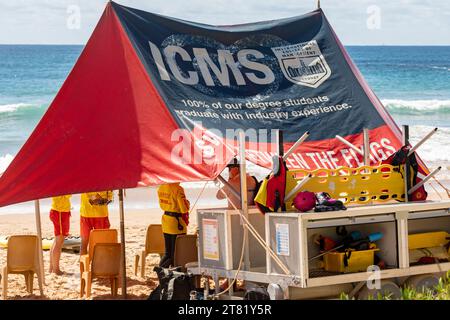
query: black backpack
[
  {"left": 148, "top": 266, "right": 195, "bottom": 300},
  {"left": 381, "top": 145, "right": 428, "bottom": 201}
]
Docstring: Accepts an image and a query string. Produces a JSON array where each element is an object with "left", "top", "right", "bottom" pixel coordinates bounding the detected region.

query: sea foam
[
  {"left": 0, "top": 154, "right": 13, "bottom": 174},
  {"left": 0, "top": 103, "right": 33, "bottom": 114},
  {"left": 382, "top": 99, "right": 450, "bottom": 114}
]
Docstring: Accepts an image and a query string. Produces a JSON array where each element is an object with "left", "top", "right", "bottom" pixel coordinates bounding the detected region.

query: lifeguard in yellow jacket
[{"left": 157, "top": 183, "right": 190, "bottom": 268}]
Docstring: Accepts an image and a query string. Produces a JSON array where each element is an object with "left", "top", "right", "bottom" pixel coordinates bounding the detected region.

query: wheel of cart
[
  {"left": 267, "top": 284, "right": 284, "bottom": 300},
  {"left": 404, "top": 273, "right": 441, "bottom": 293},
  {"left": 356, "top": 280, "right": 402, "bottom": 300}
]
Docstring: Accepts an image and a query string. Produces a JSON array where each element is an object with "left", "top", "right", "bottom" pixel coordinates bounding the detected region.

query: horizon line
[{"left": 1, "top": 43, "right": 450, "bottom": 47}]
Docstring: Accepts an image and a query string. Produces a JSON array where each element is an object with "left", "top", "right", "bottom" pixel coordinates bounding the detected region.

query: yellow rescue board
[{"left": 0, "top": 236, "right": 81, "bottom": 251}]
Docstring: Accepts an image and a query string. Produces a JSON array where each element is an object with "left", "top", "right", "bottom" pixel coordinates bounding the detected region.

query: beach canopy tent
[
  {"left": 0, "top": 1, "right": 413, "bottom": 296},
  {"left": 0, "top": 2, "right": 408, "bottom": 208}
]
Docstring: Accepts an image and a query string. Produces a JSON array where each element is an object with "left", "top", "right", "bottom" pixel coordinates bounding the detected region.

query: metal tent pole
[
  {"left": 285, "top": 174, "right": 313, "bottom": 202},
  {"left": 34, "top": 200, "right": 46, "bottom": 286},
  {"left": 217, "top": 175, "right": 241, "bottom": 202},
  {"left": 276, "top": 130, "right": 284, "bottom": 157},
  {"left": 363, "top": 128, "right": 370, "bottom": 166},
  {"left": 238, "top": 132, "right": 250, "bottom": 271},
  {"left": 283, "top": 131, "right": 310, "bottom": 161},
  {"left": 408, "top": 167, "right": 442, "bottom": 195},
  {"left": 336, "top": 135, "right": 364, "bottom": 156},
  {"left": 118, "top": 189, "right": 127, "bottom": 298},
  {"left": 336, "top": 128, "right": 370, "bottom": 168},
  {"left": 402, "top": 125, "right": 410, "bottom": 203},
  {"left": 408, "top": 127, "right": 438, "bottom": 156}
]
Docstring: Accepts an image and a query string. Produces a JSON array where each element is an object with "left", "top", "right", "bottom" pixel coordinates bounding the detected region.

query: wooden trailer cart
[
  {"left": 188, "top": 128, "right": 450, "bottom": 300},
  {"left": 190, "top": 201, "right": 450, "bottom": 299}
]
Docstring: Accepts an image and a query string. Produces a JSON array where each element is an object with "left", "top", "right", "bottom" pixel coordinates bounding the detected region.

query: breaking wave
[
  {"left": 0, "top": 154, "right": 13, "bottom": 174},
  {"left": 0, "top": 103, "right": 34, "bottom": 114},
  {"left": 382, "top": 99, "right": 450, "bottom": 115}
]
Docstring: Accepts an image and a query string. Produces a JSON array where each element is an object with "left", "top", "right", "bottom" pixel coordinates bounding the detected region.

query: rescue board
[{"left": 0, "top": 235, "right": 81, "bottom": 252}]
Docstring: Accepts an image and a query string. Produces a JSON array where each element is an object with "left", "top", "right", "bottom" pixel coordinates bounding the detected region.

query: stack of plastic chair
[
  {"left": 80, "top": 243, "right": 122, "bottom": 298},
  {"left": 80, "top": 229, "right": 118, "bottom": 275},
  {"left": 1, "top": 235, "right": 44, "bottom": 299},
  {"left": 134, "top": 224, "right": 165, "bottom": 278}
]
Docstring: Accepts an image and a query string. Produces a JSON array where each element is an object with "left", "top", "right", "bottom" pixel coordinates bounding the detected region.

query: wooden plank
[
  {"left": 34, "top": 200, "right": 46, "bottom": 288},
  {"left": 407, "top": 262, "right": 450, "bottom": 275},
  {"left": 225, "top": 211, "right": 233, "bottom": 270},
  {"left": 396, "top": 211, "right": 409, "bottom": 269},
  {"left": 307, "top": 262, "right": 450, "bottom": 287},
  {"left": 301, "top": 201, "right": 450, "bottom": 221},
  {"left": 265, "top": 213, "right": 271, "bottom": 274},
  {"left": 298, "top": 218, "right": 309, "bottom": 288},
  {"left": 190, "top": 262, "right": 450, "bottom": 290}
]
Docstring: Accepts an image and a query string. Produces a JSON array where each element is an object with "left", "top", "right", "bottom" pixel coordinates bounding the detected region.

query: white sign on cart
[
  {"left": 203, "top": 219, "right": 220, "bottom": 261},
  {"left": 276, "top": 223, "right": 290, "bottom": 256}
]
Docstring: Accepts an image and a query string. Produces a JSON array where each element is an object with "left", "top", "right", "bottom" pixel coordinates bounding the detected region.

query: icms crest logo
[{"left": 271, "top": 40, "right": 331, "bottom": 88}]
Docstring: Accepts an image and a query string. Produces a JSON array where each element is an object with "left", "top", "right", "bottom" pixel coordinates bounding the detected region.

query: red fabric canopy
[
  {"left": 0, "top": 4, "right": 232, "bottom": 208},
  {"left": 0, "top": 2, "right": 426, "bottom": 208}
]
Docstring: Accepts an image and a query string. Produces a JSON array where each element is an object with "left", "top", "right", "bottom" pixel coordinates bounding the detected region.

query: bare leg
[
  {"left": 51, "top": 236, "right": 65, "bottom": 275},
  {"left": 49, "top": 240, "right": 55, "bottom": 273},
  {"left": 80, "top": 236, "right": 89, "bottom": 256}
]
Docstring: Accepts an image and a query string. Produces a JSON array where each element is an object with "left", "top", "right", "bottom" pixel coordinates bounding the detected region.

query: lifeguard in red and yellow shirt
[
  {"left": 157, "top": 183, "right": 190, "bottom": 268},
  {"left": 49, "top": 195, "right": 72, "bottom": 275},
  {"left": 80, "top": 191, "right": 113, "bottom": 255}
]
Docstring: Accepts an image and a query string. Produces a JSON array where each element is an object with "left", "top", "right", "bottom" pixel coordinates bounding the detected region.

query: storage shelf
[
  {"left": 307, "top": 213, "right": 395, "bottom": 228},
  {"left": 298, "top": 200, "right": 450, "bottom": 221},
  {"left": 306, "top": 262, "right": 450, "bottom": 288},
  {"left": 309, "top": 266, "right": 398, "bottom": 279},
  {"left": 190, "top": 262, "right": 450, "bottom": 289}
]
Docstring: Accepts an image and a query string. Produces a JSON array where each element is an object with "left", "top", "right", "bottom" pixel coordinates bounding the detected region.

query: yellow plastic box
[
  {"left": 323, "top": 249, "right": 379, "bottom": 273},
  {"left": 408, "top": 231, "right": 450, "bottom": 250}
]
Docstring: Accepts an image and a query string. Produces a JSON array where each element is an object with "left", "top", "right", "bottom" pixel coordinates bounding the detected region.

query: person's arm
[
  {"left": 87, "top": 192, "right": 96, "bottom": 205},
  {"left": 216, "top": 186, "right": 226, "bottom": 199},
  {"left": 176, "top": 187, "right": 190, "bottom": 213}
]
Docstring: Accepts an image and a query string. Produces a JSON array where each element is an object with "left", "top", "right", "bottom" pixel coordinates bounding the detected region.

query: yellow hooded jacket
[{"left": 158, "top": 184, "right": 190, "bottom": 235}]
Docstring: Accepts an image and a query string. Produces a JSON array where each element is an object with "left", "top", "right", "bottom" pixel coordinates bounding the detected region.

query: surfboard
[{"left": 0, "top": 236, "right": 81, "bottom": 252}]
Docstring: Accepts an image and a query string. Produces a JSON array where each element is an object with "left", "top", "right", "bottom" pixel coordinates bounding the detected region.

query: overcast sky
[{"left": 0, "top": 0, "right": 449, "bottom": 45}]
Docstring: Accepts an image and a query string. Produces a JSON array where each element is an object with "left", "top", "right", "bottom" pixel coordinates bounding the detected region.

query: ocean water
[{"left": 0, "top": 45, "right": 449, "bottom": 187}]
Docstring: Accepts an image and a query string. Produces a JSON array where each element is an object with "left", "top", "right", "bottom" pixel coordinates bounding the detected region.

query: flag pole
[
  {"left": 118, "top": 189, "right": 127, "bottom": 298},
  {"left": 34, "top": 200, "right": 46, "bottom": 286}
]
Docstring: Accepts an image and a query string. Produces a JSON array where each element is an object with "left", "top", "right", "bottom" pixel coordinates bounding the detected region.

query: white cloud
[{"left": 0, "top": 0, "right": 448, "bottom": 44}]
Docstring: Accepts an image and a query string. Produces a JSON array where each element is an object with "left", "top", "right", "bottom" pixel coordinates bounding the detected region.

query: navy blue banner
[{"left": 112, "top": 2, "right": 387, "bottom": 143}]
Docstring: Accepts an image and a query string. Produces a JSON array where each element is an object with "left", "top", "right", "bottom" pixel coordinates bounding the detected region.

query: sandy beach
[
  {"left": 0, "top": 187, "right": 225, "bottom": 300},
  {"left": 0, "top": 182, "right": 448, "bottom": 300}
]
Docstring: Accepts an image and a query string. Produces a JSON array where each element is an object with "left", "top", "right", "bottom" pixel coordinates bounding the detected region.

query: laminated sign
[
  {"left": 275, "top": 224, "right": 290, "bottom": 256},
  {"left": 202, "top": 219, "right": 220, "bottom": 261}
]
